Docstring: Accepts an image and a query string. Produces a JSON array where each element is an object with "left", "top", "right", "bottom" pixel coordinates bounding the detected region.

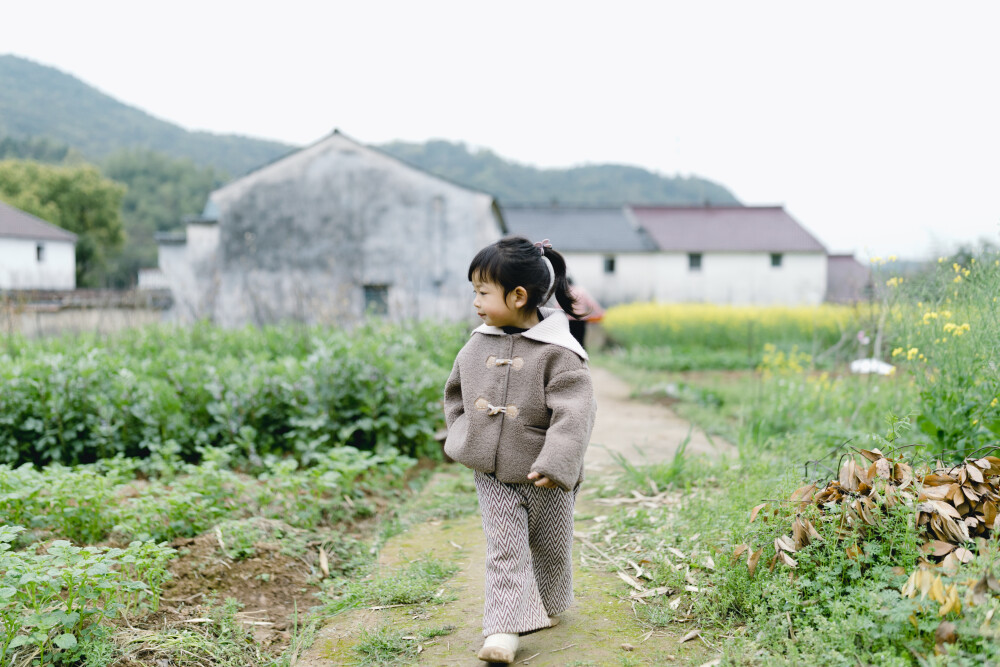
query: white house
[
  {"left": 633, "top": 206, "right": 828, "bottom": 305},
  {"left": 505, "top": 204, "right": 830, "bottom": 306},
  {"left": 502, "top": 205, "right": 661, "bottom": 304},
  {"left": 0, "top": 200, "right": 76, "bottom": 290},
  {"left": 156, "top": 130, "right": 505, "bottom": 325}
]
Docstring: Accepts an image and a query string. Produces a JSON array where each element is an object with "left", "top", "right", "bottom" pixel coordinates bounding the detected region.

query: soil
[{"left": 127, "top": 520, "right": 318, "bottom": 653}]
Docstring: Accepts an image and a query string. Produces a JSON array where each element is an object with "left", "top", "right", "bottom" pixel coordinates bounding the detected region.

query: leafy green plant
[
  {"left": 0, "top": 525, "right": 174, "bottom": 663},
  {"left": 0, "top": 321, "right": 464, "bottom": 468},
  {"left": 887, "top": 250, "right": 1000, "bottom": 460}
]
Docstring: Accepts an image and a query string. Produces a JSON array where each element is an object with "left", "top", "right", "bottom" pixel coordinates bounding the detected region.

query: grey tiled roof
[
  {"left": 632, "top": 206, "right": 826, "bottom": 253},
  {"left": 0, "top": 200, "right": 77, "bottom": 242},
  {"left": 501, "top": 206, "right": 657, "bottom": 252}
]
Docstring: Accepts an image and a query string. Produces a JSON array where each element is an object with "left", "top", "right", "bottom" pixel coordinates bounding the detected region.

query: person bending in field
[{"left": 443, "top": 236, "right": 597, "bottom": 664}]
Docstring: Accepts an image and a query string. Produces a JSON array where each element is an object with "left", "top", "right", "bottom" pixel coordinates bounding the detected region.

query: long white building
[{"left": 504, "top": 204, "right": 843, "bottom": 306}]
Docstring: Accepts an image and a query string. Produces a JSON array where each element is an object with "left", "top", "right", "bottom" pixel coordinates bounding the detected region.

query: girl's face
[{"left": 472, "top": 279, "right": 520, "bottom": 328}]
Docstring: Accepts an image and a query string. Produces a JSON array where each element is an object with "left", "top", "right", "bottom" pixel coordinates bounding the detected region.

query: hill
[
  {"left": 0, "top": 54, "right": 292, "bottom": 176},
  {"left": 377, "top": 139, "right": 738, "bottom": 205},
  {"left": 1, "top": 54, "right": 738, "bottom": 205}
]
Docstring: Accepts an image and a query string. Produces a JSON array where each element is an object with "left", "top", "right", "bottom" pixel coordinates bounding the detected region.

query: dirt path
[
  {"left": 585, "top": 366, "right": 733, "bottom": 472},
  {"left": 298, "top": 368, "right": 733, "bottom": 666}
]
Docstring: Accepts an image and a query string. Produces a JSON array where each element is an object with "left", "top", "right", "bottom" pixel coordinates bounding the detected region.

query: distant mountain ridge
[
  {"left": 0, "top": 55, "right": 292, "bottom": 176},
  {"left": 376, "top": 140, "right": 739, "bottom": 206},
  {"left": 0, "top": 53, "right": 739, "bottom": 205}
]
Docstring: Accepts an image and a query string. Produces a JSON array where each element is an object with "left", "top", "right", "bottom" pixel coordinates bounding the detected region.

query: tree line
[{"left": 0, "top": 138, "right": 221, "bottom": 288}]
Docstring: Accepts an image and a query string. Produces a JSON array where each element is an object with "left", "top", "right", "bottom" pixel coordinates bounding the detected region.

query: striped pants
[{"left": 474, "top": 471, "right": 578, "bottom": 636}]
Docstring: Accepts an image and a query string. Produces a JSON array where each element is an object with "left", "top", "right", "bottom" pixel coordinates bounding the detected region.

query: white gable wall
[
  {"left": 162, "top": 133, "right": 502, "bottom": 325},
  {"left": 563, "top": 252, "right": 661, "bottom": 305},
  {"left": 0, "top": 238, "right": 75, "bottom": 289},
  {"left": 564, "top": 251, "right": 827, "bottom": 306},
  {"left": 655, "top": 251, "right": 827, "bottom": 304}
]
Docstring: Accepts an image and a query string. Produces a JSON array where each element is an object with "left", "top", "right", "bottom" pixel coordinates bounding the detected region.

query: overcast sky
[{"left": 3, "top": 1, "right": 999, "bottom": 259}]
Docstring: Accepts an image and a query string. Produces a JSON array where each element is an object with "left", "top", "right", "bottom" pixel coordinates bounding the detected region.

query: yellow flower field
[{"left": 603, "top": 302, "right": 873, "bottom": 350}]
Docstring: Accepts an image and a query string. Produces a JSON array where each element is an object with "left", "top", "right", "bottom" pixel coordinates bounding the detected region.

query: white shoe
[
  {"left": 547, "top": 615, "right": 560, "bottom": 627},
  {"left": 478, "top": 633, "right": 519, "bottom": 663}
]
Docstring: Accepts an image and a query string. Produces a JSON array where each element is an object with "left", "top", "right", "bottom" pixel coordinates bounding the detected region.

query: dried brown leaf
[
  {"left": 931, "top": 500, "right": 964, "bottom": 521},
  {"left": 923, "top": 540, "right": 958, "bottom": 558},
  {"left": 679, "top": 630, "right": 701, "bottom": 643},
  {"left": 859, "top": 448, "right": 884, "bottom": 463},
  {"left": 775, "top": 535, "right": 797, "bottom": 553},
  {"left": 954, "top": 547, "right": 974, "bottom": 564},
  {"left": 804, "top": 518, "right": 824, "bottom": 541},
  {"left": 617, "top": 570, "right": 644, "bottom": 592},
  {"left": 747, "top": 548, "right": 763, "bottom": 576},
  {"left": 749, "top": 503, "right": 767, "bottom": 523},
  {"left": 874, "top": 458, "right": 893, "bottom": 480},
  {"left": 939, "top": 584, "right": 961, "bottom": 616},
  {"left": 777, "top": 551, "right": 798, "bottom": 568},
  {"left": 967, "top": 463, "right": 985, "bottom": 484},
  {"left": 941, "top": 552, "right": 960, "bottom": 576},
  {"left": 923, "top": 473, "right": 958, "bottom": 486},
  {"left": 789, "top": 483, "right": 817, "bottom": 503},
  {"left": 792, "top": 519, "right": 809, "bottom": 550},
  {"left": 894, "top": 461, "right": 913, "bottom": 485},
  {"left": 731, "top": 544, "right": 749, "bottom": 564},
  {"left": 935, "top": 620, "right": 958, "bottom": 645},
  {"left": 920, "top": 485, "right": 952, "bottom": 501},
  {"left": 839, "top": 459, "right": 858, "bottom": 492},
  {"left": 667, "top": 547, "right": 687, "bottom": 560},
  {"left": 971, "top": 572, "right": 991, "bottom": 606},
  {"left": 318, "top": 547, "right": 330, "bottom": 578}
]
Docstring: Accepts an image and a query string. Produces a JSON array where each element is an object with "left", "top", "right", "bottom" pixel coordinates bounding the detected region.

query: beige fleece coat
[{"left": 443, "top": 308, "right": 597, "bottom": 491}]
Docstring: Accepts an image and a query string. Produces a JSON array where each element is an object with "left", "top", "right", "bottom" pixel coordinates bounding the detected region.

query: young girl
[{"left": 443, "top": 236, "right": 597, "bottom": 664}]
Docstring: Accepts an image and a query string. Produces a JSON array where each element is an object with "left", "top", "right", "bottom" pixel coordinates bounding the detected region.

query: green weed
[
  {"left": 323, "top": 556, "right": 459, "bottom": 614},
  {"left": 351, "top": 624, "right": 416, "bottom": 665}
]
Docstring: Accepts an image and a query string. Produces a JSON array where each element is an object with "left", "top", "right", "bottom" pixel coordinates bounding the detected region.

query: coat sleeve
[
  {"left": 442, "top": 359, "right": 467, "bottom": 463},
  {"left": 530, "top": 368, "right": 595, "bottom": 491},
  {"left": 443, "top": 359, "right": 463, "bottom": 429}
]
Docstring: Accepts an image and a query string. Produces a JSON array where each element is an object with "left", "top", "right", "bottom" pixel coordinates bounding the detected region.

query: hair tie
[
  {"left": 534, "top": 239, "right": 553, "bottom": 255},
  {"left": 533, "top": 239, "right": 556, "bottom": 303}
]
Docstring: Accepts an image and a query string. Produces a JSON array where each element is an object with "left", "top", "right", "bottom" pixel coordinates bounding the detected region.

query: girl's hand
[{"left": 527, "top": 471, "right": 558, "bottom": 489}]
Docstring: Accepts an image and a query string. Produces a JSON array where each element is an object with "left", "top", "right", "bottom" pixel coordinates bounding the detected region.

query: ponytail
[{"left": 541, "top": 246, "right": 583, "bottom": 319}]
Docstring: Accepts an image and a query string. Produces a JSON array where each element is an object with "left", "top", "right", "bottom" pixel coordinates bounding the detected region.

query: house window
[
  {"left": 688, "top": 253, "right": 702, "bottom": 271},
  {"left": 363, "top": 285, "right": 389, "bottom": 316},
  {"left": 603, "top": 256, "right": 616, "bottom": 274},
  {"left": 771, "top": 253, "right": 783, "bottom": 267},
  {"left": 36, "top": 243, "right": 45, "bottom": 262}
]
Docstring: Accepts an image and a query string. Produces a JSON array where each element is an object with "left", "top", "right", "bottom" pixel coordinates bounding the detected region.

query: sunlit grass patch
[{"left": 323, "top": 556, "right": 460, "bottom": 614}]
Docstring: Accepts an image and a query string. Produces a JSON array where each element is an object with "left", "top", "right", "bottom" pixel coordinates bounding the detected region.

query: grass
[
  {"left": 350, "top": 623, "right": 455, "bottom": 666},
  {"left": 591, "top": 351, "right": 1000, "bottom": 664},
  {"left": 352, "top": 625, "right": 417, "bottom": 666},
  {"left": 323, "top": 554, "right": 460, "bottom": 615}
]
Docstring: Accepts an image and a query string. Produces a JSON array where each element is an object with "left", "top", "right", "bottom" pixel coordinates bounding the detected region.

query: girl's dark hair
[{"left": 468, "top": 236, "right": 581, "bottom": 318}]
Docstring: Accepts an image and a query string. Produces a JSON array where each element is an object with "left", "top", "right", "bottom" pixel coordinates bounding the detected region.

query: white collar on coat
[{"left": 471, "top": 307, "right": 588, "bottom": 360}]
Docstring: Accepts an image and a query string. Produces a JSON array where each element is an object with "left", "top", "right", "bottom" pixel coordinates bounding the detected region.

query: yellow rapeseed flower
[
  {"left": 991, "top": 398, "right": 998, "bottom": 408},
  {"left": 953, "top": 275, "right": 963, "bottom": 283},
  {"left": 888, "top": 255, "right": 897, "bottom": 262},
  {"left": 891, "top": 347, "right": 903, "bottom": 357},
  {"left": 885, "top": 277, "right": 902, "bottom": 288},
  {"left": 906, "top": 347, "right": 919, "bottom": 361},
  {"left": 953, "top": 263, "right": 961, "bottom": 273}
]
